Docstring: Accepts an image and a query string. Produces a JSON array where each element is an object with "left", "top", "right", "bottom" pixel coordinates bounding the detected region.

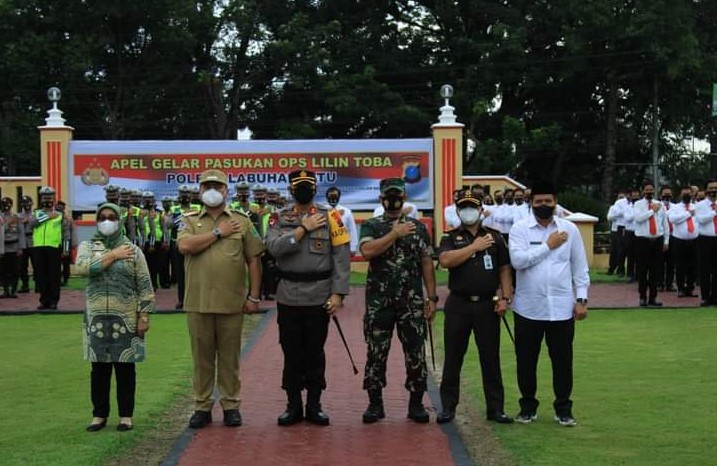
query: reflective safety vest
[
  {"left": 32, "top": 210, "right": 63, "bottom": 248},
  {"left": 143, "top": 210, "right": 164, "bottom": 243}
]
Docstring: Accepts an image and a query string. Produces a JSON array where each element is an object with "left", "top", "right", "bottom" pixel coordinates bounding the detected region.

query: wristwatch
[
  {"left": 212, "top": 227, "right": 221, "bottom": 239},
  {"left": 425, "top": 296, "right": 439, "bottom": 303},
  {"left": 576, "top": 298, "right": 588, "bottom": 305}
]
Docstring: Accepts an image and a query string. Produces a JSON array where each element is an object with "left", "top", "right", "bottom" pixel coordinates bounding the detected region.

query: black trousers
[
  {"left": 157, "top": 245, "right": 170, "bottom": 288},
  {"left": 143, "top": 245, "right": 163, "bottom": 289},
  {"left": 440, "top": 295, "right": 505, "bottom": 414},
  {"left": 608, "top": 227, "right": 625, "bottom": 273},
  {"left": 514, "top": 313, "right": 574, "bottom": 417},
  {"left": 171, "top": 244, "right": 185, "bottom": 304},
  {"left": 635, "top": 237, "right": 664, "bottom": 300},
  {"left": 660, "top": 237, "right": 674, "bottom": 289},
  {"left": 34, "top": 246, "right": 61, "bottom": 306},
  {"left": 277, "top": 303, "right": 330, "bottom": 395},
  {"left": 61, "top": 253, "right": 71, "bottom": 284},
  {"left": 0, "top": 252, "right": 20, "bottom": 292},
  {"left": 261, "top": 254, "right": 277, "bottom": 297},
  {"left": 624, "top": 230, "right": 636, "bottom": 278},
  {"left": 698, "top": 236, "right": 717, "bottom": 302},
  {"left": 671, "top": 237, "right": 697, "bottom": 293},
  {"left": 90, "top": 362, "right": 136, "bottom": 418},
  {"left": 19, "top": 246, "right": 36, "bottom": 289}
]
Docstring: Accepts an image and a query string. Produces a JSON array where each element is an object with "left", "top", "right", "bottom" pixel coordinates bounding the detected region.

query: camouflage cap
[
  {"left": 379, "top": 178, "right": 405, "bottom": 195},
  {"left": 199, "top": 169, "right": 228, "bottom": 186},
  {"left": 455, "top": 190, "right": 481, "bottom": 208}
]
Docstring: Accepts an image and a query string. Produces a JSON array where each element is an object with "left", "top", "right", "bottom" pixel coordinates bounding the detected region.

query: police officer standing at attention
[
  {"left": 359, "top": 178, "right": 437, "bottom": 424},
  {"left": 265, "top": 170, "right": 350, "bottom": 427},
  {"left": 178, "top": 170, "right": 264, "bottom": 429},
  {"left": 18, "top": 195, "right": 36, "bottom": 293},
  {"left": 436, "top": 191, "right": 514, "bottom": 424},
  {"left": 28, "top": 187, "right": 70, "bottom": 310},
  {"left": 1, "top": 197, "right": 25, "bottom": 298}
]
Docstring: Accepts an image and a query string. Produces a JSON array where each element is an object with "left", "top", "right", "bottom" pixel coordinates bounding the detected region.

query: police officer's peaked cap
[
  {"left": 1, "top": 196, "right": 13, "bottom": 204},
  {"left": 177, "top": 184, "right": 191, "bottom": 193},
  {"left": 252, "top": 183, "right": 267, "bottom": 191},
  {"left": 104, "top": 184, "right": 120, "bottom": 193},
  {"left": 161, "top": 195, "right": 173, "bottom": 201},
  {"left": 142, "top": 191, "right": 155, "bottom": 198},
  {"left": 190, "top": 186, "right": 200, "bottom": 193},
  {"left": 120, "top": 187, "right": 132, "bottom": 195},
  {"left": 379, "top": 178, "right": 405, "bottom": 195},
  {"left": 267, "top": 187, "right": 279, "bottom": 194},
  {"left": 39, "top": 186, "right": 56, "bottom": 195},
  {"left": 235, "top": 181, "right": 250, "bottom": 190},
  {"left": 131, "top": 189, "right": 143, "bottom": 196},
  {"left": 455, "top": 191, "right": 481, "bottom": 208},
  {"left": 199, "top": 169, "right": 228, "bottom": 186},
  {"left": 20, "top": 195, "right": 33, "bottom": 203},
  {"left": 289, "top": 170, "right": 316, "bottom": 186}
]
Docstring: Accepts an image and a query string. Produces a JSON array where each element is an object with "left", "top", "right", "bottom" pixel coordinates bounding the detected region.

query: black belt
[
  {"left": 617, "top": 226, "right": 625, "bottom": 231},
  {"left": 278, "top": 270, "right": 332, "bottom": 282},
  {"left": 450, "top": 290, "right": 495, "bottom": 303}
]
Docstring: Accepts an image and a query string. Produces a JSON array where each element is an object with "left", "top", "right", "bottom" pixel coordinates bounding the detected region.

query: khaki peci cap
[{"left": 199, "top": 169, "right": 228, "bottom": 186}]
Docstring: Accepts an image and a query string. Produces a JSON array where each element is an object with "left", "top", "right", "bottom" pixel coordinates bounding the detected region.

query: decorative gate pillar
[{"left": 38, "top": 87, "right": 73, "bottom": 201}]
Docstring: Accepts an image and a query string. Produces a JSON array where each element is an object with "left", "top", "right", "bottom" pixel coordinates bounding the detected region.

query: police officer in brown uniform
[
  {"left": 178, "top": 169, "right": 264, "bottom": 429},
  {"left": 1, "top": 197, "right": 25, "bottom": 297},
  {"left": 436, "top": 191, "right": 514, "bottom": 424},
  {"left": 265, "top": 170, "right": 351, "bottom": 426}
]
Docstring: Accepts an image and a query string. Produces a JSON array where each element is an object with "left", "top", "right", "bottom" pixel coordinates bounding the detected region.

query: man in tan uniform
[{"left": 178, "top": 169, "right": 264, "bottom": 428}]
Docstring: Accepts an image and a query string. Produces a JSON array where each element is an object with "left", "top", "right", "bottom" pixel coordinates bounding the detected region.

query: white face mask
[
  {"left": 458, "top": 207, "right": 481, "bottom": 226},
  {"left": 201, "top": 188, "right": 225, "bottom": 207},
  {"left": 97, "top": 220, "right": 120, "bottom": 236}
]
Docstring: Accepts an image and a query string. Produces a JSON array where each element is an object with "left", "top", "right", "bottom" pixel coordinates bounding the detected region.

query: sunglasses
[{"left": 98, "top": 215, "right": 119, "bottom": 221}]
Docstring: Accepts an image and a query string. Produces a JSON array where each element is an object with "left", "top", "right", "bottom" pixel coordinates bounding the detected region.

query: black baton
[
  {"left": 332, "top": 316, "right": 359, "bottom": 375},
  {"left": 427, "top": 320, "right": 436, "bottom": 371},
  {"left": 502, "top": 315, "right": 515, "bottom": 345}
]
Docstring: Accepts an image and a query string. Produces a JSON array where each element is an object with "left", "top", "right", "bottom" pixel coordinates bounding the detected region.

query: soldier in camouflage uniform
[
  {"left": 359, "top": 178, "right": 437, "bottom": 423},
  {"left": 265, "top": 169, "right": 350, "bottom": 427}
]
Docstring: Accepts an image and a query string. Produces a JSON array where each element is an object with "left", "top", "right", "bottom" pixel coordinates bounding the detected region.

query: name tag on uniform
[
  {"left": 529, "top": 241, "right": 542, "bottom": 245},
  {"left": 483, "top": 253, "right": 494, "bottom": 270}
]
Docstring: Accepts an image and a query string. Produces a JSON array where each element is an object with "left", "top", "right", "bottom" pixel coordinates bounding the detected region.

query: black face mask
[
  {"left": 327, "top": 197, "right": 339, "bottom": 208},
  {"left": 681, "top": 194, "right": 692, "bottom": 204},
  {"left": 120, "top": 200, "right": 130, "bottom": 208},
  {"left": 644, "top": 193, "right": 654, "bottom": 201},
  {"left": 144, "top": 202, "right": 154, "bottom": 209},
  {"left": 41, "top": 200, "right": 54, "bottom": 208},
  {"left": 533, "top": 205, "right": 554, "bottom": 220},
  {"left": 505, "top": 198, "right": 514, "bottom": 205},
  {"left": 238, "top": 194, "right": 248, "bottom": 202},
  {"left": 494, "top": 197, "right": 503, "bottom": 205},
  {"left": 179, "top": 195, "right": 190, "bottom": 204},
  {"left": 292, "top": 185, "right": 315, "bottom": 205},
  {"left": 708, "top": 190, "right": 717, "bottom": 199},
  {"left": 661, "top": 196, "right": 672, "bottom": 203},
  {"left": 515, "top": 199, "right": 524, "bottom": 206},
  {"left": 382, "top": 194, "right": 404, "bottom": 212},
  {"left": 1, "top": 204, "right": 10, "bottom": 212}
]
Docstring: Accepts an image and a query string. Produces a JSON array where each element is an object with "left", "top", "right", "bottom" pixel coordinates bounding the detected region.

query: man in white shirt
[
  {"left": 509, "top": 180, "right": 589, "bottom": 428},
  {"left": 511, "top": 188, "right": 531, "bottom": 224},
  {"left": 606, "top": 192, "right": 627, "bottom": 275},
  {"left": 443, "top": 189, "right": 462, "bottom": 230},
  {"left": 667, "top": 186, "right": 699, "bottom": 297},
  {"left": 325, "top": 186, "right": 359, "bottom": 256},
  {"left": 695, "top": 179, "right": 717, "bottom": 306},
  {"left": 633, "top": 182, "right": 670, "bottom": 307},
  {"left": 622, "top": 188, "right": 640, "bottom": 281}
]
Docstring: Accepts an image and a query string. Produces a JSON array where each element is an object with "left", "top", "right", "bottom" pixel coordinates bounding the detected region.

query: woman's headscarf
[{"left": 92, "top": 202, "right": 129, "bottom": 249}]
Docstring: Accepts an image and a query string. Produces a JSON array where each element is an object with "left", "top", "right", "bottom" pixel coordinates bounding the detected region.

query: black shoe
[
  {"left": 436, "top": 409, "right": 455, "bottom": 424},
  {"left": 665, "top": 286, "right": 676, "bottom": 292},
  {"left": 487, "top": 412, "right": 514, "bottom": 424},
  {"left": 188, "top": 410, "right": 212, "bottom": 428},
  {"left": 627, "top": 276, "right": 635, "bottom": 284},
  {"left": 305, "top": 404, "right": 330, "bottom": 426},
  {"left": 277, "top": 405, "right": 304, "bottom": 426},
  {"left": 117, "top": 423, "right": 133, "bottom": 432},
  {"left": 515, "top": 411, "right": 538, "bottom": 424},
  {"left": 37, "top": 303, "right": 48, "bottom": 310},
  {"left": 648, "top": 300, "right": 663, "bottom": 307},
  {"left": 362, "top": 403, "right": 386, "bottom": 423},
  {"left": 677, "top": 290, "right": 686, "bottom": 298},
  {"left": 48, "top": 303, "right": 57, "bottom": 310},
  {"left": 639, "top": 299, "right": 648, "bottom": 307},
  {"left": 554, "top": 414, "right": 578, "bottom": 427},
  {"left": 175, "top": 302, "right": 183, "bottom": 310},
  {"left": 86, "top": 419, "right": 107, "bottom": 432},
  {"left": 1, "top": 292, "right": 9, "bottom": 298},
  {"left": 407, "top": 404, "right": 429, "bottom": 423},
  {"left": 684, "top": 290, "right": 696, "bottom": 298},
  {"left": 223, "top": 409, "right": 242, "bottom": 427},
  {"left": 606, "top": 269, "right": 614, "bottom": 276},
  {"left": 700, "top": 300, "right": 711, "bottom": 307}
]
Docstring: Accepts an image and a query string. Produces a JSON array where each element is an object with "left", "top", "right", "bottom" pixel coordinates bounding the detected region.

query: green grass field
[
  {"left": 0, "top": 313, "right": 262, "bottom": 466},
  {"left": 433, "top": 308, "right": 717, "bottom": 466}
]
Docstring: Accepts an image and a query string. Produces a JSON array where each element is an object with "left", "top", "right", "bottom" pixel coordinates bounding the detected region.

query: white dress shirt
[
  {"left": 633, "top": 198, "right": 670, "bottom": 245},
  {"left": 695, "top": 198, "right": 717, "bottom": 237},
  {"left": 509, "top": 215, "right": 590, "bottom": 321},
  {"left": 667, "top": 202, "right": 699, "bottom": 240},
  {"left": 512, "top": 202, "right": 531, "bottom": 224},
  {"left": 491, "top": 204, "right": 512, "bottom": 234},
  {"left": 335, "top": 203, "right": 359, "bottom": 254},
  {"left": 373, "top": 202, "right": 418, "bottom": 219},
  {"left": 444, "top": 204, "right": 461, "bottom": 230},
  {"left": 606, "top": 201, "right": 624, "bottom": 232}
]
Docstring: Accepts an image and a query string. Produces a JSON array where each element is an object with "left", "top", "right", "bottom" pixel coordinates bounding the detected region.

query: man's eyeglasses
[{"left": 98, "top": 215, "right": 118, "bottom": 221}]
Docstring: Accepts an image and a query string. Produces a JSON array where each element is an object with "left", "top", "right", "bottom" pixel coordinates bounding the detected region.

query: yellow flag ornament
[{"left": 327, "top": 209, "right": 350, "bottom": 246}]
